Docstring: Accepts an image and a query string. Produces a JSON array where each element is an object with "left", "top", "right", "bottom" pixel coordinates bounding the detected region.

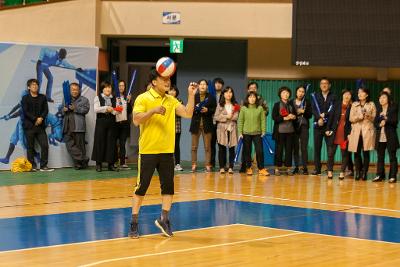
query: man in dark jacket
[
  {"left": 311, "top": 78, "right": 336, "bottom": 175},
  {"left": 63, "top": 82, "right": 90, "bottom": 169},
  {"left": 21, "top": 79, "right": 53, "bottom": 171}
]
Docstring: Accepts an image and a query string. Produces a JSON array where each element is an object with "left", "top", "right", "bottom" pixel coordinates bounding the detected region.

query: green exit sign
[{"left": 170, "top": 39, "right": 184, "bottom": 53}]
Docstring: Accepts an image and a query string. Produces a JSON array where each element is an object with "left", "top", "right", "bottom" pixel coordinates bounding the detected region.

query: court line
[
  {"left": 200, "top": 189, "right": 400, "bottom": 214},
  {"left": 238, "top": 224, "right": 400, "bottom": 245},
  {"left": 0, "top": 224, "right": 237, "bottom": 254},
  {"left": 0, "top": 189, "right": 193, "bottom": 209},
  {"left": 78, "top": 232, "right": 302, "bottom": 267}
]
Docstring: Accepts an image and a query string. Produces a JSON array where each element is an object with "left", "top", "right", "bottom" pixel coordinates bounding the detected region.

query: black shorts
[{"left": 134, "top": 153, "right": 175, "bottom": 196}]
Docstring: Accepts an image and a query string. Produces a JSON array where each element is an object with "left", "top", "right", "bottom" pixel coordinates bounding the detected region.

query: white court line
[
  {"left": 238, "top": 224, "right": 400, "bottom": 245},
  {"left": 0, "top": 224, "right": 237, "bottom": 254},
  {"left": 201, "top": 189, "right": 400, "bottom": 214},
  {"left": 78, "top": 232, "right": 302, "bottom": 267}
]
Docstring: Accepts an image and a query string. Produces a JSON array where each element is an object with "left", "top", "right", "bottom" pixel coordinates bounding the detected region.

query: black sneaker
[
  {"left": 292, "top": 167, "right": 299, "bottom": 174},
  {"left": 40, "top": 167, "right": 54, "bottom": 172},
  {"left": 128, "top": 221, "right": 139, "bottom": 238},
  {"left": 155, "top": 218, "right": 173, "bottom": 237},
  {"left": 302, "top": 168, "right": 309, "bottom": 175},
  {"left": 311, "top": 170, "right": 321, "bottom": 176}
]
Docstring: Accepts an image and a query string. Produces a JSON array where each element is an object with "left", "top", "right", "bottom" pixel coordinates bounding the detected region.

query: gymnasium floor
[{"left": 0, "top": 166, "right": 399, "bottom": 266}]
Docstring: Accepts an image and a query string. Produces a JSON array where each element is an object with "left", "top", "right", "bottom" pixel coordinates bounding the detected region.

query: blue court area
[{"left": 1, "top": 199, "right": 400, "bottom": 251}]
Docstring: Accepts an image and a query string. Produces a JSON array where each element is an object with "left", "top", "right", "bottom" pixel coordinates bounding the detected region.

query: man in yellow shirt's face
[{"left": 152, "top": 75, "right": 171, "bottom": 95}]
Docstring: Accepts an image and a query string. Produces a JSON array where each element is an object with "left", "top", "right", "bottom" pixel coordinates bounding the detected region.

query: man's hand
[
  {"left": 35, "top": 117, "right": 43, "bottom": 126},
  {"left": 200, "top": 107, "right": 208, "bottom": 113},
  {"left": 106, "top": 107, "right": 113, "bottom": 113},
  {"left": 68, "top": 104, "right": 75, "bottom": 111},
  {"left": 318, "top": 118, "right": 324, "bottom": 126},
  {"left": 63, "top": 107, "right": 68, "bottom": 112},
  {"left": 127, "top": 95, "right": 132, "bottom": 102},
  {"left": 320, "top": 113, "right": 325, "bottom": 118},
  {"left": 188, "top": 82, "right": 198, "bottom": 96},
  {"left": 152, "top": 106, "right": 166, "bottom": 115}
]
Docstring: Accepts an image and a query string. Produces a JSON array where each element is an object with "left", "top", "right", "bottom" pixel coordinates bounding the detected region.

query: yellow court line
[
  {"left": 201, "top": 189, "right": 400, "bottom": 213},
  {"left": 78, "top": 232, "right": 303, "bottom": 267},
  {"left": 0, "top": 224, "right": 238, "bottom": 254}
]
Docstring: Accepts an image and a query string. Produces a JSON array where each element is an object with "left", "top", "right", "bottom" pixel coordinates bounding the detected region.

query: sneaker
[
  {"left": 258, "top": 168, "right": 270, "bottom": 176},
  {"left": 311, "top": 170, "right": 321, "bottom": 176},
  {"left": 155, "top": 218, "right": 173, "bottom": 237},
  {"left": 174, "top": 164, "right": 183, "bottom": 171},
  {"left": 128, "top": 221, "right": 139, "bottom": 239},
  {"left": 246, "top": 168, "right": 253, "bottom": 176},
  {"left": 302, "top": 168, "right": 309, "bottom": 175},
  {"left": 220, "top": 168, "right": 225, "bottom": 174},
  {"left": 191, "top": 165, "right": 197, "bottom": 173},
  {"left": 389, "top": 178, "right": 397, "bottom": 183},
  {"left": 30, "top": 168, "right": 39, "bottom": 172},
  {"left": 40, "top": 167, "right": 54, "bottom": 172},
  {"left": 372, "top": 176, "right": 384, "bottom": 182},
  {"left": 275, "top": 169, "right": 281, "bottom": 176},
  {"left": 228, "top": 168, "right": 234, "bottom": 174},
  {"left": 292, "top": 167, "right": 299, "bottom": 174},
  {"left": 121, "top": 164, "right": 131, "bottom": 169}
]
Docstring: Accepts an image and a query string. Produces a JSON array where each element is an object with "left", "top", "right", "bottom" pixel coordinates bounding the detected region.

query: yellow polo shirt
[{"left": 133, "top": 88, "right": 181, "bottom": 154}]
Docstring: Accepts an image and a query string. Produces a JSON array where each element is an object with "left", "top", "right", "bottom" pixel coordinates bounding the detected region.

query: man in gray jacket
[{"left": 63, "top": 82, "right": 90, "bottom": 169}]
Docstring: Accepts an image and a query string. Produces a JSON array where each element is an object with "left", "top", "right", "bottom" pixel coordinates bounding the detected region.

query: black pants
[
  {"left": 243, "top": 134, "right": 264, "bottom": 169},
  {"left": 64, "top": 132, "right": 87, "bottom": 165},
  {"left": 314, "top": 129, "right": 334, "bottom": 172},
  {"left": 355, "top": 137, "right": 370, "bottom": 174},
  {"left": 376, "top": 142, "right": 398, "bottom": 179},
  {"left": 275, "top": 133, "right": 294, "bottom": 168},
  {"left": 210, "top": 124, "right": 217, "bottom": 168},
  {"left": 174, "top": 133, "right": 181, "bottom": 164},
  {"left": 293, "top": 126, "right": 309, "bottom": 169},
  {"left": 25, "top": 126, "right": 49, "bottom": 169},
  {"left": 218, "top": 132, "right": 235, "bottom": 169},
  {"left": 135, "top": 153, "right": 174, "bottom": 196},
  {"left": 91, "top": 117, "right": 117, "bottom": 165},
  {"left": 327, "top": 144, "right": 353, "bottom": 172},
  {"left": 116, "top": 124, "right": 130, "bottom": 165}
]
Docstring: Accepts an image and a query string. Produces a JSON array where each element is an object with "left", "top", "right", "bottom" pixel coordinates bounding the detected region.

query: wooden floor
[{"left": 0, "top": 171, "right": 399, "bottom": 266}]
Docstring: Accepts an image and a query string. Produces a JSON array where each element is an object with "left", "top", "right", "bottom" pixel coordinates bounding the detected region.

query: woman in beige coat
[
  {"left": 348, "top": 87, "right": 376, "bottom": 181},
  {"left": 214, "top": 87, "right": 240, "bottom": 174}
]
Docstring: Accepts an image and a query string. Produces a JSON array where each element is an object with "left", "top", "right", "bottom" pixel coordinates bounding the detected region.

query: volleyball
[{"left": 156, "top": 57, "right": 176, "bottom": 77}]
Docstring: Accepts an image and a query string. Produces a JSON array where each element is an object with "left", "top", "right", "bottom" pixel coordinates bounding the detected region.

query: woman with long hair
[
  {"left": 214, "top": 86, "right": 240, "bottom": 174},
  {"left": 348, "top": 87, "right": 376, "bottom": 180}
]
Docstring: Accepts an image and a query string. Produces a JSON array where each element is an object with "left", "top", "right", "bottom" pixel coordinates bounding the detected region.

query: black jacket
[
  {"left": 311, "top": 91, "right": 337, "bottom": 130},
  {"left": 290, "top": 98, "right": 312, "bottom": 129},
  {"left": 327, "top": 102, "right": 352, "bottom": 138},
  {"left": 272, "top": 100, "right": 296, "bottom": 140},
  {"left": 21, "top": 93, "right": 48, "bottom": 129},
  {"left": 374, "top": 103, "right": 399, "bottom": 150},
  {"left": 189, "top": 92, "right": 216, "bottom": 134}
]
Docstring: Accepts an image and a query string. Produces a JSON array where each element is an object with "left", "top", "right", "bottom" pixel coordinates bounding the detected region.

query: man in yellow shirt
[{"left": 129, "top": 69, "right": 197, "bottom": 238}]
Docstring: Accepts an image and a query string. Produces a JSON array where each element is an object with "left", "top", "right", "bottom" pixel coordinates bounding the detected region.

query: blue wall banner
[{"left": 0, "top": 42, "right": 98, "bottom": 170}]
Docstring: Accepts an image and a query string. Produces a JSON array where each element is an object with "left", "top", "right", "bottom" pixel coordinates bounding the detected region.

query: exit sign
[{"left": 170, "top": 39, "right": 184, "bottom": 54}]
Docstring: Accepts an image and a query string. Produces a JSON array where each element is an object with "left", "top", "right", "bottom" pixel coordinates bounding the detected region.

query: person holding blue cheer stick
[{"left": 311, "top": 78, "right": 337, "bottom": 176}]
